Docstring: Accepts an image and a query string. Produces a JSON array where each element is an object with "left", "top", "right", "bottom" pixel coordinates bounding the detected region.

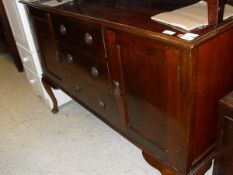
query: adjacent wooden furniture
[
  {"left": 21, "top": 0, "right": 233, "bottom": 174},
  {"left": 213, "top": 91, "right": 233, "bottom": 175},
  {"left": 0, "top": 0, "right": 23, "bottom": 72}
]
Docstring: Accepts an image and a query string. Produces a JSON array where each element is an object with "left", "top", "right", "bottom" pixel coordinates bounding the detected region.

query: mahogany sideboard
[{"left": 21, "top": 0, "right": 233, "bottom": 174}]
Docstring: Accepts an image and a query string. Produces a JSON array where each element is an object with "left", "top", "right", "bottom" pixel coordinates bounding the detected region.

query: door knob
[
  {"left": 66, "top": 54, "right": 74, "bottom": 64},
  {"left": 98, "top": 100, "right": 105, "bottom": 108},
  {"left": 59, "top": 25, "right": 67, "bottom": 35},
  {"left": 90, "top": 67, "right": 98, "bottom": 78},
  {"left": 85, "top": 33, "right": 93, "bottom": 45},
  {"left": 75, "top": 85, "right": 81, "bottom": 92},
  {"left": 113, "top": 80, "right": 120, "bottom": 97}
]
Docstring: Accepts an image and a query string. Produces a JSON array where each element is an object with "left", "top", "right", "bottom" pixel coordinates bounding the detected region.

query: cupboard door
[
  {"left": 107, "top": 30, "right": 185, "bottom": 170},
  {"left": 29, "top": 9, "right": 65, "bottom": 84}
]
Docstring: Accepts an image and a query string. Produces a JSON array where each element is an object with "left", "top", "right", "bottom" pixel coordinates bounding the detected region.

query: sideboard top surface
[{"left": 21, "top": 0, "right": 233, "bottom": 47}]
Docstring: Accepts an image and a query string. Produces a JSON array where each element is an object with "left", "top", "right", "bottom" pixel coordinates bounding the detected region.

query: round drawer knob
[
  {"left": 99, "top": 100, "right": 105, "bottom": 108},
  {"left": 67, "top": 54, "right": 74, "bottom": 64},
  {"left": 60, "top": 25, "right": 67, "bottom": 35},
  {"left": 85, "top": 33, "right": 93, "bottom": 45},
  {"left": 91, "top": 67, "right": 98, "bottom": 78}
]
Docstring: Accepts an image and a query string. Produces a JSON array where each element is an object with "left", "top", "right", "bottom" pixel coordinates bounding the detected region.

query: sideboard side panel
[{"left": 193, "top": 28, "right": 233, "bottom": 166}]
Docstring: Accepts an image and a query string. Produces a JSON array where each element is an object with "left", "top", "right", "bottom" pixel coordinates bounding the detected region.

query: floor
[{"left": 0, "top": 54, "right": 213, "bottom": 175}]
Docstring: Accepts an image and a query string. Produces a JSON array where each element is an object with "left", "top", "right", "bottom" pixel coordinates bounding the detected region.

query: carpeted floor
[{"left": 0, "top": 54, "right": 212, "bottom": 175}]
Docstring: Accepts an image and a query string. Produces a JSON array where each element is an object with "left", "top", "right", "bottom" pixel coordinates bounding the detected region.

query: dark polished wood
[
  {"left": 0, "top": 0, "right": 23, "bottom": 72},
  {"left": 142, "top": 151, "right": 175, "bottom": 175},
  {"left": 207, "top": 0, "right": 227, "bottom": 26},
  {"left": 213, "top": 91, "right": 233, "bottom": 175},
  {"left": 143, "top": 150, "right": 213, "bottom": 175},
  {"left": 191, "top": 27, "right": 233, "bottom": 167},
  {"left": 52, "top": 14, "right": 106, "bottom": 58},
  {"left": 29, "top": 8, "right": 67, "bottom": 86},
  {"left": 59, "top": 46, "right": 119, "bottom": 127},
  {"left": 21, "top": 0, "right": 233, "bottom": 44},
  {"left": 106, "top": 30, "right": 186, "bottom": 171},
  {"left": 23, "top": 1, "right": 233, "bottom": 175}
]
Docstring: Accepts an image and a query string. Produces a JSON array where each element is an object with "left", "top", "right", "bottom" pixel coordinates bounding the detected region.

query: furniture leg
[
  {"left": 142, "top": 151, "right": 212, "bottom": 175},
  {"left": 142, "top": 151, "right": 174, "bottom": 175},
  {"left": 42, "top": 76, "right": 58, "bottom": 113}
]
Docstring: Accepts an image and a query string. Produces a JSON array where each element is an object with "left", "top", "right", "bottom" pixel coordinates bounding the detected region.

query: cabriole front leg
[{"left": 41, "top": 76, "right": 58, "bottom": 113}]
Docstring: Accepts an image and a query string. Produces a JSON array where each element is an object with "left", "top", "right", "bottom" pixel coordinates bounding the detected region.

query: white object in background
[{"left": 2, "top": 0, "right": 72, "bottom": 109}]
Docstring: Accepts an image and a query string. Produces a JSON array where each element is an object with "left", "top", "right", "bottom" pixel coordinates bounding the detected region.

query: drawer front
[
  {"left": 17, "top": 44, "right": 37, "bottom": 73},
  {"left": 3, "top": 0, "right": 32, "bottom": 52},
  {"left": 30, "top": 10, "right": 67, "bottom": 87},
  {"left": 24, "top": 67, "right": 44, "bottom": 98},
  {"left": 52, "top": 14, "right": 105, "bottom": 58},
  {"left": 61, "top": 47, "right": 118, "bottom": 126}
]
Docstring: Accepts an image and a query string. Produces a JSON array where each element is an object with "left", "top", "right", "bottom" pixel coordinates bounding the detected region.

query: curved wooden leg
[
  {"left": 142, "top": 151, "right": 174, "bottom": 175},
  {"left": 41, "top": 76, "right": 58, "bottom": 113},
  {"left": 142, "top": 150, "right": 212, "bottom": 175}
]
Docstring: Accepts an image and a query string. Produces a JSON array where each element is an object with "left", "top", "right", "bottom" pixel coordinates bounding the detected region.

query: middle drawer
[
  {"left": 52, "top": 14, "right": 105, "bottom": 58},
  {"left": 60, "top": 46, "right": 118, "bottom": 126}
]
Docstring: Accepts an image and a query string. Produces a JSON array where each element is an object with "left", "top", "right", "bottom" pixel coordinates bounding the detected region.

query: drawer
[
  {"left": 52, "top": 14, "right": 105, "bottom": 58},
  {"left": 24, "top": 67, "right": 44, "bottom": 98},
  {"left": 17, "top": 44, "right": 37, "bottom": 73},
  {"left": 61, "top": 47, "right": 109, "bottom": 92},
  {"left": 61, "top": 47, "right": 118, "bottom": 124}
]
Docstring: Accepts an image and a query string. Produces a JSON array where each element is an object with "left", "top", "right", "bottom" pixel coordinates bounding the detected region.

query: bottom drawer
[
  {"left": 17, "top": 44, "right": 37, "bottom": 73},
  {"left": 24, "top": 67, "right": 44, "bottom": 98}
]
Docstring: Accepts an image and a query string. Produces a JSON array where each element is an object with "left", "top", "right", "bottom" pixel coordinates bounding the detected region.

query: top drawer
[{"left": 52, "top": 14, "right": 105, "bottom": 58}]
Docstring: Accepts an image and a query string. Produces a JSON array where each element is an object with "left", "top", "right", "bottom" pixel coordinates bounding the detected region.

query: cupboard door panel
[
  {"left": 107, "top": 30, "right": 184, "bottom": 170},
  {"left": 121, "top": 46, "right": 168, "bottom": 150}
]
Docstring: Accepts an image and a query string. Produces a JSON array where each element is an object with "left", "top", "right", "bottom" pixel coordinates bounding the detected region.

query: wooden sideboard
[{"left": 21, "top": 0, "right": 233, "bottom": 174}]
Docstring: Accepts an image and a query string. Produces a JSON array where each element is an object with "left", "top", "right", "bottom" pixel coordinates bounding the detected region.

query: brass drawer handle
[
  {"left": 91, "top": 67, "right": 98, "bottom": 78},
  {"left": 113, "top": 80, "right": 120, "bottom": 97},
  {"left": 59, "top": 25, "right": 67, "bottom": 35},
  {"left": 85, "top": 33, "right": 93, "bottom": 45},
  {"left": 67, "top": 54, "right": 74, "bottom": 64}
]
